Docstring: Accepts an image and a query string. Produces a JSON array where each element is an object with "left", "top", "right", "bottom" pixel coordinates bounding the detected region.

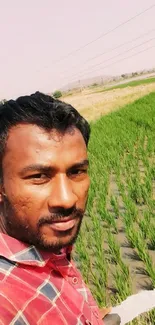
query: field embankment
[{"left": 74, "top": 92, "right": 155, "bottom": 324}]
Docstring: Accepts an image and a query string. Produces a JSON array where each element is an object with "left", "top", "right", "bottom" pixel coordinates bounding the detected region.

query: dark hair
[{"left": 0, "top": 91, "right": 90, "bottom": 180}]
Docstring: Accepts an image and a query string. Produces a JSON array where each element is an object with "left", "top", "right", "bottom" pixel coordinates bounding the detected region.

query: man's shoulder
[
  {"left": 0, "top": 258, "right": 19, "bottom": 314},
  {"left": 0, "top": 256, "right": 17, "bottom": 277},
  {"left": 0, "top": 257, "right": 19, "bottom": 292}
]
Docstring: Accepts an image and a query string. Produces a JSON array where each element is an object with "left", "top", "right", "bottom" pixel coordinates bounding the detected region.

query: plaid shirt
[{"left": 0, "top": 233, "right": 103, "bottom": 325}]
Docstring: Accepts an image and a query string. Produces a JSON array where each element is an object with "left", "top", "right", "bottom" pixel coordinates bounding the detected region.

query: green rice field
[
  {"left": 74, "top": 92, "right": 155, "bottom": 324},
  {"left": 95, "top": 76, "right": 155, "bottom": 93}
]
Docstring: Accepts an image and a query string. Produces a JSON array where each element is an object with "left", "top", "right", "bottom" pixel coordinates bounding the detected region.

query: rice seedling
[{"left": 74, "top": 93, "right": 155, "bottom": 324}]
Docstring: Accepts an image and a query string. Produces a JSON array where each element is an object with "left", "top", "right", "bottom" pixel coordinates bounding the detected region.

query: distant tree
[
  {"left": 132, "top": 72, "right": 138, "bottom": 77},
  {"left": 53, "top": 90, "right": 62, "bottom": 99}
]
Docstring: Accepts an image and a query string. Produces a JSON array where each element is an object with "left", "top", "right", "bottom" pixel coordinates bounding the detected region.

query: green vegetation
[
  {"left": 97, "top": 77, "right": 155, "bottom": 93},
  {"left": 90, "top": 83, "right": 99, "bottom": 88},
  {"left": 74, "top": 92, "right": 155, "bottom": 324},
  {"left": 53, "top": 90, "right": 62, "bottom": 99}
]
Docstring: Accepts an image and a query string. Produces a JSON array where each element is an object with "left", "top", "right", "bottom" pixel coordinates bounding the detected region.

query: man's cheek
[{"left": 10, "top": 195, "right": 35, "bottom": 217}]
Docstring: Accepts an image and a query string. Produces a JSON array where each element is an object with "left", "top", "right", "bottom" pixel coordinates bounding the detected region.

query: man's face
[{"left": 0, "top": 124, "right": 90, "bottom": 252}]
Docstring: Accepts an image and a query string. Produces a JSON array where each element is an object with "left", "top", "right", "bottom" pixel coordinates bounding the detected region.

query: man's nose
[{"left": 48, "top": 174, "right": 78, "bottom": 209}]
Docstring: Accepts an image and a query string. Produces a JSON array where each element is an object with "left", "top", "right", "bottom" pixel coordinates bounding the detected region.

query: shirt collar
[{"left": 0, "top": 232, "right": 72, "bottom": 267}]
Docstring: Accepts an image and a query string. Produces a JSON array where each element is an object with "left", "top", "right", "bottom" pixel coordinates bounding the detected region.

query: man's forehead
[
  {"left": 5, "top": 124, "right": 86, "bottom": 150},
  {"left": 3, "top": 124, "right": 87, "bottom": 169},
  {"left": 6, "top": 124, "right": 61, "bottom": 147}
]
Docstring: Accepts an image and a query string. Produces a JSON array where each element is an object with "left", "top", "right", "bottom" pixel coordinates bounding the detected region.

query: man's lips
[{"left": 44, "top": 218, "right": 77, "bottom": 232}]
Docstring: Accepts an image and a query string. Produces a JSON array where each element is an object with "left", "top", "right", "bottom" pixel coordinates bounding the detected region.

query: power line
[
  {"left": 69, "top": 28, "right": 155, "bottom": 70},
  {"left": 70, "top": 45, "right": 155, "bottom": 82},
  {"left": 53, "top": 3, "right": 155, "bottom": 63},
  {"left": 43, "top": 28, "right": 155, "bottom": 76},
  {"left": 69, "top": 37, "right": 155, "bottom": 79}
]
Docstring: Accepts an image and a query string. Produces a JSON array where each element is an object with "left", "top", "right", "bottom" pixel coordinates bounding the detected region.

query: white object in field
[{"left": 111, "top": 289, "right": 155, "bottom": 325}]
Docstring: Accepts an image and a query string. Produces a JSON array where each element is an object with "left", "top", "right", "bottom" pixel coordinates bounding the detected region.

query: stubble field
[{"left": 62, "top": 78, "right": 155, "bottom": 121}]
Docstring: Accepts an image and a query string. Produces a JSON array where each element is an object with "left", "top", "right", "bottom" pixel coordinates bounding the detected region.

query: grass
[
  {"left": 74, "top": 92, "right": 155, "bottom": 324},
  {"left": 98, "top": 77, "right": 155, "bottom": 93}
]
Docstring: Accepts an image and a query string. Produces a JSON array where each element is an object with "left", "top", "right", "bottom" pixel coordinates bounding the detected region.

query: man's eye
[
  {"left": 34, "top": 174, "right": 47, "bottom": 179},
  {"left": 27, "top": 173, "right": 47, "bottom": 179},
  {"left": 69, "top": 169, "right": 87, "bottom": 176}
]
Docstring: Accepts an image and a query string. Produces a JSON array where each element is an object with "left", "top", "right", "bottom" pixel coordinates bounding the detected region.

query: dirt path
[{"left": 62, "top": 83, "right": 155, "bottom": 121}]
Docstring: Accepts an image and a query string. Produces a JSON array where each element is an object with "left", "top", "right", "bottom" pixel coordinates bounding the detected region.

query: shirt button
[
  {"left": 72, "top": 276, "right": 78, "bottom": 284},
  {"left": 85, "top": 320, "right": 92, "bottom": 325}
]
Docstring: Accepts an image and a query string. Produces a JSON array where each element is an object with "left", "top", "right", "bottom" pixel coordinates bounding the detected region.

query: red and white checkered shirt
[{"left": 0, "top": 233, "right": 103, "bottom": 325}]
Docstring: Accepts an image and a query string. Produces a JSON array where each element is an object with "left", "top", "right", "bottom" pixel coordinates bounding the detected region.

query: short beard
[
  {"left": 34, "top": 217, "right": 83, "bottom": 253},
  {"left": 2, "top": 195, "right": 84, "bottom": 252}
]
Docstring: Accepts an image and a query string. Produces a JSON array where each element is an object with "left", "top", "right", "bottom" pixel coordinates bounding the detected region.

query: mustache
[{"left": 37, "top": 207, "right": 84, "bottom": 228}]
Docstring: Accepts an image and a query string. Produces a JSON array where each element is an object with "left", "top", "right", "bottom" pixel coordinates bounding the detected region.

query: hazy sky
[{"left": 0, "top": 0, "right": 155, "bottom": 99}]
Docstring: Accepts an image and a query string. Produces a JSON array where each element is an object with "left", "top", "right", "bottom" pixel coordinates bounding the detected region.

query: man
[{"left": 0, "top": 92, "right": 120, "bottom": 324}]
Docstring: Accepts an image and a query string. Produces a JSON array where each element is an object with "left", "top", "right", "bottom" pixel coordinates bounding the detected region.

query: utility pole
[{"left": 78, "top": 80, "right": 82, "bottom": 92}]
